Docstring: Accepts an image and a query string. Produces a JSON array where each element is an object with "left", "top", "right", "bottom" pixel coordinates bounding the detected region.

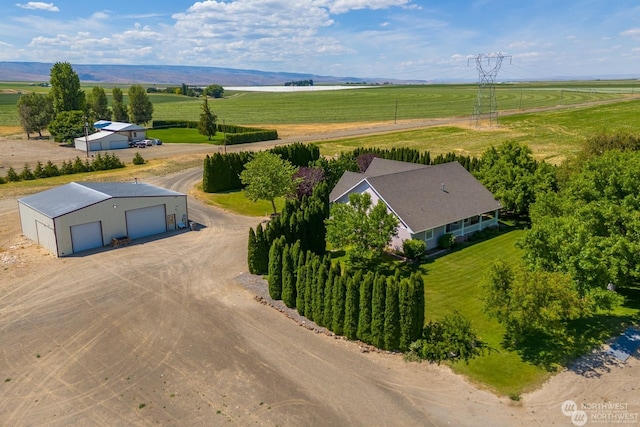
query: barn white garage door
[
  {"left": 126, "top": 205, "right": 166, "bottom": 240},
  {"left": 70, "top": 221, "right": 103, "bottom": 253}
]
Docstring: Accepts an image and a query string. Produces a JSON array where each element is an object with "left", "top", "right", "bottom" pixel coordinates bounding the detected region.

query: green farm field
[{"left": 1, "top": 80, "right": 636, "bottom": 128}]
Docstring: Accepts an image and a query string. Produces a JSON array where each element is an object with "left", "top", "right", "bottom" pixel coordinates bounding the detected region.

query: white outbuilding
[
  {"left": 18, "top": 181, "right": 188, "bottom": 257},
  {"left": 74, "top": 130, "right": 130, "bottom": 152},
  {"left": 74, "top": 121, "right": 147, "bottom": 153}
]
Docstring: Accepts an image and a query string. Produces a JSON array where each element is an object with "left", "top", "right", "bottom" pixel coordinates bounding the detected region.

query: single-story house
[
  {"left": 18, "top": 181, "right": 188, "bottom": 257},
  {"left": 329, "top": 158, "right": 502, "bottom": 250},
  {"left": 74, "top": 121, "right": 147, "bottom": 153}
]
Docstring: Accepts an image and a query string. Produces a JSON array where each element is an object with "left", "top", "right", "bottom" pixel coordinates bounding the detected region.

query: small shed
[
  {"left": 18, "top": 181, "right": 188, "bottom": 257},
  {"left": 74, "top": 131, "right": 129, "bottom": 152}
]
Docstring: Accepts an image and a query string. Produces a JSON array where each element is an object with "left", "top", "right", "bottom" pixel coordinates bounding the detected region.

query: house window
[
  {"left": 446, "top": 221, "right": 461, "bottom": 232},
  {"left": 423, "top": 229, "right": 433, "bottom": 241}
]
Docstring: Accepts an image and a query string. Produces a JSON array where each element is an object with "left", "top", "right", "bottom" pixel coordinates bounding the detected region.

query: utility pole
[
  {"left": 394, "top": 100, "right": 398, "bottom": 124},
  {"left": 84, "top": 115, "right": 89, "bottom": 158},
  {"left": 469, "top": 53, "right": 511, "bottom": 128}
]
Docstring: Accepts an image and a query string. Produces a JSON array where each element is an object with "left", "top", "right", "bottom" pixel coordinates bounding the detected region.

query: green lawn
[
  {"left": 195, "top": 186, "right": 285, "bottom": 217},
  {"left": 421, "top": 229, "right": 640, "bottom": 397},
  {"left": 146, "top": 127, "right": 225, "bottom": 144}
]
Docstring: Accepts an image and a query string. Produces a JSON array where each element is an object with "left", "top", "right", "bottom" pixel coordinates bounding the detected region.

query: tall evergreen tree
[
  {"left": 254, "top": 223, "right": 270, "bottom": 274},
  {"left": 383, "top": 277, "right": 400, "bottom": 351},
  {"left": 313, "top": 256, "right": 329, "bottom": 326},
  {"left": 296, "top": 262, "right": 307, "bottom": 315},
  {"left": 412, "top": 273, "right": 426, "bottom": 339},
  {"left": 268, "top": 237, "right": 284, "bottom": 300},
  {"left": 357, "top": 272, "right": 374, "bottom": 342},
  {"left": 371, "top": 274, "right": 387, "bottom": 348},
  {"left": 344, "top": 272, "right": 361, "bottom": 340},
  {"left": 303, "top": 257, "right": 314, "bottom": 319},
  {"left": 247, "top": 227, "right": 258, "bottom": 274},
  {"left": 281, "top": 244, "right": 296, "bottom": 308},
  {"left": 198, "top": 96, "right": 217, "bottom": 140},
  {"left": 332, "top": 275, "right": 346, "bottom": 335},
  {"left": 323, "top": 263, "right": 339, "bottom": 327},
  {"left": 399, "top": 277, "right": 417, "bottom": 351}
]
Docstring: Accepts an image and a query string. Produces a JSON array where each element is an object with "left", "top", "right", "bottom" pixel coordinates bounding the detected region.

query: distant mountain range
[{"left": 0, "top": 61, "right": 424, "bottom": 86}]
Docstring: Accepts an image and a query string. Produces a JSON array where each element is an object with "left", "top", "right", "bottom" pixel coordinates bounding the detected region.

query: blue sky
[{"left": 2, "top": 1, "right": 640, "bottom": 81}]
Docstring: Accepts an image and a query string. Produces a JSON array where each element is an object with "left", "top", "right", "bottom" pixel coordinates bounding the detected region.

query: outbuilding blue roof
[{"left": 18, "top": 181, "right": 184, "bottom": 218}]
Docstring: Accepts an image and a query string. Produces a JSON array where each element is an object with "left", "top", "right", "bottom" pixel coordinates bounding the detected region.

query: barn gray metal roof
[
  {"left": 18, "top": 181, "right": 184, "bottom": 218},
  {"left": 330, "top": 158, "right": 502, "bottom": 233}
]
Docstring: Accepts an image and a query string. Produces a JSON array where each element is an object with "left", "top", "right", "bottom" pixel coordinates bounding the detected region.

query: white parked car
[{"left": 143, "top": 139, "right": 154, "bottom": 146}]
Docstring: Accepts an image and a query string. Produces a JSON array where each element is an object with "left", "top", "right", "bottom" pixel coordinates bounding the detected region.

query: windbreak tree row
[
  {"left": 202, "top": 143, "right": 320, "bottom": 193},
  {"left": 267, "top": 238, "right": 425, "bottom": 352}
]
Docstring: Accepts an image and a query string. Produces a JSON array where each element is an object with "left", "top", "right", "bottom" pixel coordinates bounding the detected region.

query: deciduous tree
[
  {"left": 16, "top": 92, "right": 53, "bottom": 138},
  {"left": 240, "top": 151, "right": 299, "bottom": 215},
  {"left": 325, "top": 192, "right": 399, "bottom": 266},
  {"left": 48, "top": 110, "right": 84, "bottom": 142},
  {"left": 127, "top": 84, "right": 154, "bottom": 124},
  {"left": 111, "top": 87, "right": 128, "bottom": 122},
  {"left": 87, "top": 86, "right": 110, "bottom": 121},
  {"left": 205, "top": 84, "right": 224, "bottom": 98},
  {"left": 49, "top": 62, "right": 84, "bottom": 114}
]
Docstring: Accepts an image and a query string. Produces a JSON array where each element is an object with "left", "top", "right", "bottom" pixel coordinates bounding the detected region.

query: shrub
[
  {"left": 132, "top": 152, "right": 145, "bottom": 165},
  {"left": 6, "top": 167, "right": 20, "bottom": 182},
  {"left": 438, "top": 233, "right": 455, "bottom": 249},
  {"left": 403, "top": 239, "right": 426, "bottom": 260},
  {"left": 407, "top": 311, "right": 484, "bottom": 364}
]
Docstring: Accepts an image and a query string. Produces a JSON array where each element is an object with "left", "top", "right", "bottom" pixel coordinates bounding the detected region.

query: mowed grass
[
  {"left": 146, "top": 127, "right": 225, "bottom": 144},
  {"left": 194, "top": 185, "right": 284, "bottom": 217},
  {"left": 421, "top": 229, "right": 640, "bottom": 396},
  {"left": 421, "top": 230, "right": 545, "bottom": 396}
]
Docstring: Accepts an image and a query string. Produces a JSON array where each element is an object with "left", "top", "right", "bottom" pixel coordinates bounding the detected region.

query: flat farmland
[{"left": 0, "top": 81, "right": 635, "bottom": 127}]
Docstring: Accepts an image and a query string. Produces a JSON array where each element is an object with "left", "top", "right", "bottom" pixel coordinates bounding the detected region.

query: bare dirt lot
[{"left": 1, "top": 124, "right": 639, "bottom": 426}]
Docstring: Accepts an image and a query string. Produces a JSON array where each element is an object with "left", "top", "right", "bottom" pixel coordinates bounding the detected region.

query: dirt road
[{"left": 1, "top": 103, "right": 639, "bottom": 425}]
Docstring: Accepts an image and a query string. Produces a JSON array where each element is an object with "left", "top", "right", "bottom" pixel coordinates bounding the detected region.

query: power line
[{"left": 469, "top": 53, "right": 511, "bottom": 127}]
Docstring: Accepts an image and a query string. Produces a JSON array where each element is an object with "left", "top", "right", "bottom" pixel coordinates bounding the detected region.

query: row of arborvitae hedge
[
  {"left": 151, "top": 120, "right": 278, "bottom": 145},
  {"left": 203, "top": 142, "right": 320, "bottom": 193},
  {"left": 268, "top": 238, "right": 426, "bottom": 351},
  {"left": 248, "top": 182, "right": 330, "bottom": 274},
  {"left": 350, "top": 146, "right": 482, "bottom": 173},
  {"left": 0, "top": 153, "right": 125, "bottom": 184}
]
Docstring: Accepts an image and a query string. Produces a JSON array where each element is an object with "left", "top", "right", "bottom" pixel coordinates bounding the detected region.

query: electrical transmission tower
[{"left": 469, "top": 53, "right": 511, "bottom": 127}]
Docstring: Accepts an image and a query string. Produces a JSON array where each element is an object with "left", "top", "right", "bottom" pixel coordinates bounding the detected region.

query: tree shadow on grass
[{"left": 505, "top": 305, "right": 639, "bottom": 373}]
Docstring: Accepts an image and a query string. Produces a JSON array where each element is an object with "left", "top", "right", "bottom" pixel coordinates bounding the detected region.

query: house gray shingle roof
[
  {"left": 18, "top": 181, "right": 184, "bottom": 218},
  {"left": 330, "top": 158, "right": 502, "bottom": 233}
]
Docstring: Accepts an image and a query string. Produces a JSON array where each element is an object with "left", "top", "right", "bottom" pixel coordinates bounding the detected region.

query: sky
[{"left": 2, "top": 0, "right": 640, "bottom": 82}]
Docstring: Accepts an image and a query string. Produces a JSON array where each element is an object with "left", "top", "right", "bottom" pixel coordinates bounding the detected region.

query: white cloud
[
  {"left": 621, "top": 28, "right": 640, "bottom": 39},
  {"left": 16, "top": 2, "right": 59, "bottom": 12},
  {"left": 507, "top": 41, "right": 538, "bottom": 49},
  {"left": 327, "top": 0, "right": 413, "bottom": 14}
]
